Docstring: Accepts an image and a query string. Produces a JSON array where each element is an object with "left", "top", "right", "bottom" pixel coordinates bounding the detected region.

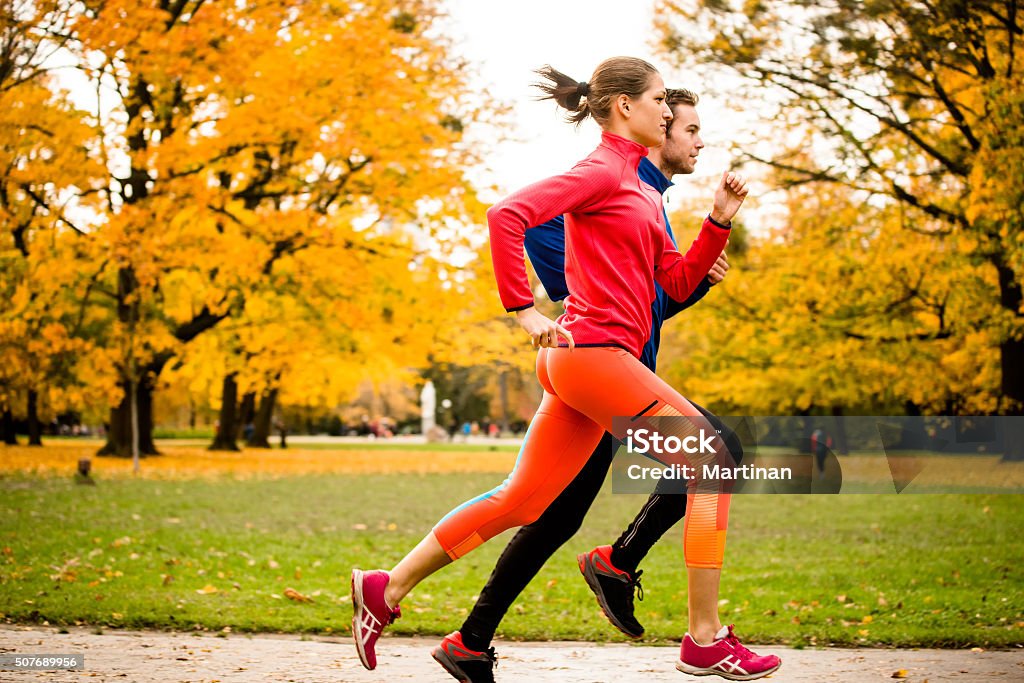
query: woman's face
[{"left": 624, "top": 74, "right": 673, "bottom": 147}]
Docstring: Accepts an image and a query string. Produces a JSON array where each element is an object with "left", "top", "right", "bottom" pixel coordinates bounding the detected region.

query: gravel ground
[{"left": 2, "top": 625, "right": 1023, "bottom": 682}]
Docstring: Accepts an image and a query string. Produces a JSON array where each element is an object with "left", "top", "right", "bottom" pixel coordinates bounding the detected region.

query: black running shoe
[
  {"left": 577, "top": 544, "right": 645, "bottom": 638},
  {"left": 432, "top": 631, "right": 497, "bottom": 683}
]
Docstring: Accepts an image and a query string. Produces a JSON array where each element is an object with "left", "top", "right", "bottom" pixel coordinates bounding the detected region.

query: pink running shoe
[
  {"left": 351, "top": 568, "right": 401, "bottom": 670},
  {"left": 677, "top": 625, "right": 781, "bottom": 680}
]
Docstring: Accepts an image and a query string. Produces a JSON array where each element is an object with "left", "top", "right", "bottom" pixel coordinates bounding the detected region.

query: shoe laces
[
  {"left": 485, "top": 647, "right": 498, "bottom": 668},
  {"left": 628, "top": 569, "right": 644, "bottom": 602},
  {"left": 721, "top": 625, "right": 754, "bottom": 659}
]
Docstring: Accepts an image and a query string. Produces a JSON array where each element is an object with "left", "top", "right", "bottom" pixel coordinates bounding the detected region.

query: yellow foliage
[
  {"left": 2, "top": 0, "right": 494, "bottom": 431},
  {"left": 0, "top": 442, "right": 516, "bottom": 479}
]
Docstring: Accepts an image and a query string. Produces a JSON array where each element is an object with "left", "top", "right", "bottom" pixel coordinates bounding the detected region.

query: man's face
[{"left": 662, "top": 104, "right": 704, "bottom": 175}]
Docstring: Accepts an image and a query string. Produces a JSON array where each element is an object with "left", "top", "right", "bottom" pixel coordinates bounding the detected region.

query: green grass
[{"left": 1, "top": 472, "right": 1021, "bottom": 648}]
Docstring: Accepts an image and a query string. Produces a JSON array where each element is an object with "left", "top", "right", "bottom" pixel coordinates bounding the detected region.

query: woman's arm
[
  {"left": 655, "top": 172, "right": 747, "bottom": 302},
  {"left": 487, "top": 158, "right": 616, "bottom": 313},
  {"left": 654, "top": 217, "right": 731, "bottom": 302}
]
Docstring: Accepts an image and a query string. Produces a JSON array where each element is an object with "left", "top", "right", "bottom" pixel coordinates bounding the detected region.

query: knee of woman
[{"left": 509, "top": 499, "right": 556, "bottom": 529}]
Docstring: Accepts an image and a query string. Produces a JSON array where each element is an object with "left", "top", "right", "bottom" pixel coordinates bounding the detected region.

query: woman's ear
[{"left": 616, "top": 93, "right": 631, "bottom": 118}]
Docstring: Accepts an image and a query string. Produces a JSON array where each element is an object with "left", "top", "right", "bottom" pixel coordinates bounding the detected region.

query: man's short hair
[
  {"left": 664, "top": 89, "right": 699, "bottom": 135},
  {"left": 666, "top": 88, "right": 699, "bottom": 107}
]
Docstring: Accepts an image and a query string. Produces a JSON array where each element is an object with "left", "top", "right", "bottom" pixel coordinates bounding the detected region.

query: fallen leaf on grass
[
  {"left": 284, "top": 587, "right": 313, "bottom": 603},
  {"left": 196, "top": 584, "right": 218, "bottom": 595}
]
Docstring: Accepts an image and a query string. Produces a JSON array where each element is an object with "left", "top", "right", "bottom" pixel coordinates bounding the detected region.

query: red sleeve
[
  {"left": 654, "top": 216, "right": 731, "bottom": 303},
  {"left": 487, "top": 157, "right": 618, "bottom": 312}
]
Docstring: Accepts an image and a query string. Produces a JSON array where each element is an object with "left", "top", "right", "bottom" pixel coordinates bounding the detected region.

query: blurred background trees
[
  {"left": 2, "top": 0, "right": 1021, "bottom": 452},
  {"left": 656, "top": 0, "right": 1021, "bottom": 418}
]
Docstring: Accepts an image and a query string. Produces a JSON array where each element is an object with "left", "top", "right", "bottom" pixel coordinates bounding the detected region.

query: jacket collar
[
  {"left": 638, "top": 157, "right": 673, "bottom": 195},
  {"left": 600, "top": 130, "right": 649, "bottom": 160}
]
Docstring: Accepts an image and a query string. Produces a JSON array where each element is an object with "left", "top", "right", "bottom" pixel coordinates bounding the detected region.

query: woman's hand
[
  {"left": 515, "top": 307, "right": 575, "bottom": 350},
  {"left": 710, "top": 171, "right": 749, "bottom": 225}
]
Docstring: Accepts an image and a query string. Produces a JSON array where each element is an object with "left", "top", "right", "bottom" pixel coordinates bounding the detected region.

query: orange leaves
[
  {"left": 283, "top": 588, "right": 312, "bottom": 603},
  {"left": 3, "top": 0, "right": 485, "bottom": 438},
  {"left": 0, "top": 441, "right": 517, "bottom": 479}
]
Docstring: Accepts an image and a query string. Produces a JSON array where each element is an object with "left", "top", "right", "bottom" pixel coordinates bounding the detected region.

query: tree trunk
[
  {"left": 98, "top": 374, "right": 159, "bottom": 457},
  {"left": 247, "top": 388, "right": 277, "bottom": 449},
  {"left": 27, "top": 390, "right": 42, "bottom": 446},
  {"left": 1, "top": 408, "right": 17, "bottom": 445},
  {"left": 235, "top": 391, "right": 256, "bottom": 441},
  {"left": 996, "top": 261, "right": 1024, "bottom": 459},
  {"left": 209, "top": 374, "right": 240, "bottom": 451},
  {"left": 830, "top": 405, "right": 849, "bottom": 455},
  {"left": 499, "top": 368, "right": 509, "bottom": 433}
]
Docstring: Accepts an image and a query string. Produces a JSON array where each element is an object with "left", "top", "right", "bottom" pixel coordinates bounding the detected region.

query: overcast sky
[
  {"left": 441, "top": 0, "right": 758, "bottom": 223},
  {"left": 52, "top": 0, "right": 777, "bottom": 233}
]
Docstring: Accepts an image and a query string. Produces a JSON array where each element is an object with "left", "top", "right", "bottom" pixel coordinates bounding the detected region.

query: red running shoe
[
  {"left": 677, "top": 625, "right": 781, "bottom": 680},
  {"left": 432, "top": 631, "right": 497, "bottom": 682},
  {"left": 351, "top": 568, "right": 401, "bottom": 670}
]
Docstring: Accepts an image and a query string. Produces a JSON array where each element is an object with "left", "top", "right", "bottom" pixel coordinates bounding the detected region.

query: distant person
[{"left": 811, "top": 428, "right": 832, "bottom": 479}]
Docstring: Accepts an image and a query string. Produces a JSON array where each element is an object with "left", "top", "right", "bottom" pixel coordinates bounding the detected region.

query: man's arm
[
  {"left": 663, "top": 250, "right": 729, "bottom": 320},
  {"left": 664, "top": 277, "right": 713, "bottom": 320}
]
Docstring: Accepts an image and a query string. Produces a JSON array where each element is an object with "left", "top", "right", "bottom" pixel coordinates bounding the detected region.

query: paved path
[{"left": 1, "top": 626, "right": 1022, "bottom": 682}]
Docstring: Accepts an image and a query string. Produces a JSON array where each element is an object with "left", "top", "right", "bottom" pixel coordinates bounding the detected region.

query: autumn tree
[
  {"left": 192, "top": 226, "right": 470, "bottom": 450},
  {"left": 660, "top": 182, "right": 998, "bottom": 420},
  {"left": 656, "top": 0, "right": 1024, "bottom": 414},
  {"left": 9, "top": 0, "right": 485, "bottom": 456},
  {"left": 0, "top": 0, "right": 108, "bottom": 445}
]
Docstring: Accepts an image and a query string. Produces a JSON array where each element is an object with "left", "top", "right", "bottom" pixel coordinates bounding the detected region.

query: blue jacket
[{"left": 524, "top": 157, "right": 712, "bottom": 372}]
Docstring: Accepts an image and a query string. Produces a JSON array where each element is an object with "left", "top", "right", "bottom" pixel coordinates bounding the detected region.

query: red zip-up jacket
[{"left": 487, "top": 131, "right": 731, "bottom": 358}]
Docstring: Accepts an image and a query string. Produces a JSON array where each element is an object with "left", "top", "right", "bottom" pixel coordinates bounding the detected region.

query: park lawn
[{"left": 0, "top": 451, "right": 1022, "bottom": 648}]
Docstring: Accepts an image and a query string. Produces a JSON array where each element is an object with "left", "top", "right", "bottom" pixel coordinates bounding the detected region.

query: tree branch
[{"left": 20, "top": 185, "right": 89, "bottom": 236}]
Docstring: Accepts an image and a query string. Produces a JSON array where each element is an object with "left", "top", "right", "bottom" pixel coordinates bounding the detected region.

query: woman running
[{"left": 352, "top": 56, "right": 780, "bottom": 680}]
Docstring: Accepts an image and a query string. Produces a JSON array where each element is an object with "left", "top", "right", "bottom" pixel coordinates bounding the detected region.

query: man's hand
[
  {"left": 515, "top": 307, "right": 575, "bottom": 350},
  {"left": 708, "top": 251, "right": 730, "bottom": 285},
  {"left": 710, "top": 171, "right": 749, "bottom": 225}
]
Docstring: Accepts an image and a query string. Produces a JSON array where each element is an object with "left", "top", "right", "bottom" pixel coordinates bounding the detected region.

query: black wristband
[
  {"left": 506, "top": 302, "right": 535, "bottom": 313},
  {"left": 707, "top": 214, "right": 732, "bottom": 229}
]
